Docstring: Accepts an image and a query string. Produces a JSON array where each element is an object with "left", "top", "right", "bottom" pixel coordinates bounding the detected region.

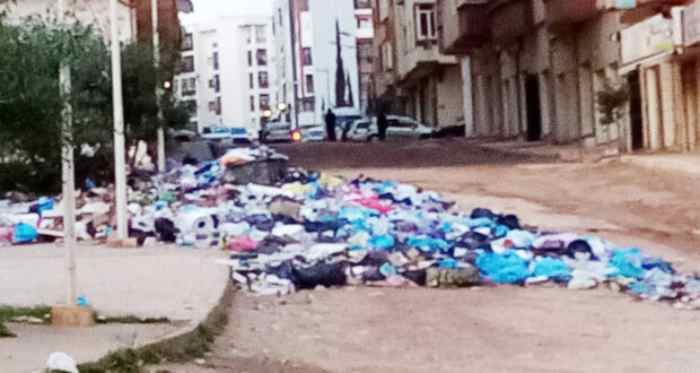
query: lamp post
[
  {"left": 58, "top": 0, "right": 77, "bottom": 306},
  {"left": 152, "top": 0, "right": 166, "bottom": 172},
  {"left": 111, "top": 0, "right": 128, "bottom": 242}
]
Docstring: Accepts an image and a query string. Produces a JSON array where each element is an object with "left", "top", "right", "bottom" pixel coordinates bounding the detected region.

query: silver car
[
  {"left": 300, "top": 124, "right": 326, "bottom": 142},
  {"left": 347, "top": 115, "right": 434, "bottom": 142},
  {"left": 262, "top": 122, "right": 293, "bottom": 143}
]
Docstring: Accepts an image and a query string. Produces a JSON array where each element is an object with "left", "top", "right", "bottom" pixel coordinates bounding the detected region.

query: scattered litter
[{"left": 3, "top": 145, "right": 700, "bottom": 309}]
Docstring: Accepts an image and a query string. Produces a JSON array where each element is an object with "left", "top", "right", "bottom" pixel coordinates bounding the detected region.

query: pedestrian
[
  {"left": 377, "top": 109, "right": 388, "bottom": 142},
  {"left": 325, "top": 109, "right": 337, "bottom": 142}
]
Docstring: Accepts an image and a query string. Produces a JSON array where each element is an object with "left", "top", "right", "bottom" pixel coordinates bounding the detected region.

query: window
[
  {"left": 302, "top": 47, "right": 312, "bottom": 66},
  {"left": 256, "top": 49, "right": 268, "bottom": 66},
  {"left": 255, "top": 25, "right": 266, "bottom": 43},
  {"left": 216, "top": 97, "right": 222, "bottom": 115},
  {"left": 415, "top": 4, "right": 437, "bottom": 41},
  {"left": 182, "top": 33, "right": 193, "bottom": 51},
  {"left": 181, "top": 77, "right": 196, "bottom": 96},
  {"left": 210, "top": 75, "right": 220, "bottom": 93},
  {"left": 278, "top": 8, "right": 283, "bottom": 27},
  {"left": 259, "top": 94, "right": 270, "bottom": 110},
  {"left": 246, "top": 27, "right": 253, "bottom": 44},
  {"left": 212, "top": 52, "right": 219, "bottom": 70},
  {"left": 301, "top": 97, "right": 315, "bottom": 112},
  {"left": 184, "top": 100, "right": 197, "bottom": 115},
  {"left": 181, "top": 56, "right": 194, "bottom": 73},
  {"left": 250, "top": 96, "right": 256, "bottom": 111},
  {"left": 305, "top": 75, "right": 314, "bottom": 94},
  {"left": 249, "top": 73, "right": 254, "bottom": 89},
  {"left": 248, "top": 51, "right": 253, "bottom": 67},
  {"left": 258, "top": 71, "right": 269, "bottom": 89}
]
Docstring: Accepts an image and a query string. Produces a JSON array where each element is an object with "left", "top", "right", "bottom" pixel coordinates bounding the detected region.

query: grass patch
[
  {"left": 0, "top": 305, "right": 51, "bottom": 321},
  {"left": 0, "top": 305, "right": 51, "bottom": 338},
  {"left": 0, "top": 321, "right": 16, "bottom": 338},
  {"left": 78, "top": 284, "right": 232, "bottom": 373},
  {"left": 96, "top": 316, "right": 171, "bottom": 325}
]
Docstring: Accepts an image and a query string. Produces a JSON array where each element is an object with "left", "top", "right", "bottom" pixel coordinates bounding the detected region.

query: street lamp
[
  {"left": 111, "top": 0, "right": 128, "bottom": 242},
  {"left": 277, "top": 103, "right": 288, "bottom": 112},
  {"left": 58, "top": 0, "right": 77, "bottom": 307},
  {"left": 262, "top": 110, "right": 273, "bottom": 118}
]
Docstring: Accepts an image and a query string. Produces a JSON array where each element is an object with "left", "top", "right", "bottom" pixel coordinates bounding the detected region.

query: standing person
[
  {"left": 377, "top": 109, "right": 388, "bottom": 142},
  {"left": 325, "top": 109, "right": 337, "bottom": 142}
]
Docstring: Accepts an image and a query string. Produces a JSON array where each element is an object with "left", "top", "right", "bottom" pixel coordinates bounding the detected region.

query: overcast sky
[{"left": 183, "top": 0, "right": 274, "bottom": 23}]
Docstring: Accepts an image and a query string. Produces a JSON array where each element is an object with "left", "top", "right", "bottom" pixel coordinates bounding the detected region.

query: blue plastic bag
[
  {"left": 476, "top": 251, "right": 530, "bottom": 284},
  {"left": 13, "top": 223, "right": 38, "bottom": 244},
  {"left": 369, "top": 234, "right": 395, "bottom": 250},
  {"left": 532, "top": 258, "right": 571, "bottom": 281},
  {"left": 407, "top": 236, "right": 450, "bottom": 253},
  {"left": 609, "top": 248, "right": 645, "bottom": 280}
]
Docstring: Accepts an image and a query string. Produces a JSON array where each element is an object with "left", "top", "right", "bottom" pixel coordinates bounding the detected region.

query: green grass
[
  {"left": 0, "top": 321, "right": 16, "bottom": 338},
  {"left": 0, "top": 305, "right": 51, "bottom": 321},
  {"left": 0, "top": 305, "right": 51, "bottom": 338}
]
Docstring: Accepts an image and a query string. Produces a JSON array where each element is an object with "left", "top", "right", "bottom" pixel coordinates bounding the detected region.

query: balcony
[
  {"left": 438, "top": 0, "right": 490, "bottom": 55},
  {"left": 544, "top": 0, "right": 605, "bottom": 28},
  {"left": 398, "top": 43, "right": 458, "bottom": 84},
  {"left": 489, "top": 0, "right": 534, "bottom": 44},
  {"left": 619, "top": 0, "right": 693, "bottom": 24}
]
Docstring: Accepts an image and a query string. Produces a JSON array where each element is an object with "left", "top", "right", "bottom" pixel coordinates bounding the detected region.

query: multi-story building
[
  {"left": 273, "top": 0, "right": 363, "bottom": 128},
  {"left": 434, "top": 0, "right": 700, "bottom": 153},
  {"left": 174, "top": 15, "right": 276, "bottom": 137},
  {"left": 355, "top": 0, "right": 376, "bottom": 114},
  {"left": 373, "top": 0, "right": 465, "bottom": 129}
]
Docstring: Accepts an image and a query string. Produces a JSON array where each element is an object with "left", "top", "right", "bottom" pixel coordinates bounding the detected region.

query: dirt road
[{"left": 159, "top": 140, "right": 700, "bottom": 373}]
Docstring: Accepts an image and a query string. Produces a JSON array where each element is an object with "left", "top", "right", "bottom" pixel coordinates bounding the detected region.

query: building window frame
[{"left": 415, "top": 3, "right": 437, "bottom": 43}]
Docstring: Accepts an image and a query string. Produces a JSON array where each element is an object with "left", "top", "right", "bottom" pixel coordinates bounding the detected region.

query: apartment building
[
  {"left": 373, "top": 0, "right": 465, "bottom": 129},
  {"left": 273, "top": 0, "right": 364, "bottom": 128},
  {"left": 355, "top": 0, "right": 376, "bottom": 114},
  {"left": 435, "top": 0, "right": 699, "bottom": 153},
  {"left": 174, "top": 16, "right": 276, "bottom": 136}
]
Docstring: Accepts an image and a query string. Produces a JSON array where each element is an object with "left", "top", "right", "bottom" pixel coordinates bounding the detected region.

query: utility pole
[
  {"left": 111, "top": 0, "right": 128, "bottom": 241},
  {"left": 288, "top": 0, "right": 300, "bottom": 129},
  {"left": 58, "top": 0, "right": 77, "bottom": 306},
  {"left": 152, "top": 0, "right": 166, "bottom": 172}
]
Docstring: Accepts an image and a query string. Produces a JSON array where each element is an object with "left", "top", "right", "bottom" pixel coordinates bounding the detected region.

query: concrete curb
[{"left": 77, "top": 280, "right": 234, "bottom": 372}]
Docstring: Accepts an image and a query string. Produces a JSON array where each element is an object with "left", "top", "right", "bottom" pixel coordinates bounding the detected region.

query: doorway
[
  {"left": 628, "top": 70, "right": 644, "bottom": 151},
  {"left": 525, "top": 74, "right": 542, "bottom": 141}
]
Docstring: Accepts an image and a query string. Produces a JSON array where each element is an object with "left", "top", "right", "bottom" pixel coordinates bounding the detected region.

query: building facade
[
  {"left": 433, "top": 0, "right": 696, "bottom": 152},
  {"left": 174, "top": 15, "right": 276, "bottom": 137},
  {"left": 374, "top": 0, "right": 465, "bottom": 129},
  {"left": 273, "top": 0, "right": 366, "bottom": 128}
]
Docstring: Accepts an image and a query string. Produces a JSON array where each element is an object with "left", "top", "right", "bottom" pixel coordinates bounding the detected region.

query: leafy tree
[{"left": 0, "top": 15, "right": 190, "bottom": 194}]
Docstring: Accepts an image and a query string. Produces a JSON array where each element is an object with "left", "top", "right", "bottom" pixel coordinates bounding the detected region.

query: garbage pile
[{"left": 3, "top": 145, "right": 700, "bottom": 308}]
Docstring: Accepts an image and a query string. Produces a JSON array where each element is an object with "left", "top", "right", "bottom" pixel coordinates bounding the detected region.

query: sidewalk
[
  {"left": 0, "top": 243, "right": 228, "bottom": 373},
  {"left": 621, "top": 152, "right": 700, "bottom": 176}
]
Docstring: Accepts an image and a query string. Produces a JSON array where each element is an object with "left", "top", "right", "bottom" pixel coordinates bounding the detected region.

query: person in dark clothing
[
  {"left": 325, "top": 109, "right": 337, "bottom": 142},
  {"left": 377, "top": 110, "right": 388, "bottom": 141}
]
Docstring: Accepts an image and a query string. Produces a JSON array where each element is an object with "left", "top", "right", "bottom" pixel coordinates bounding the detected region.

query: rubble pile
[{"left": 2, "top": 145, "right": 700, "bottom": 308}]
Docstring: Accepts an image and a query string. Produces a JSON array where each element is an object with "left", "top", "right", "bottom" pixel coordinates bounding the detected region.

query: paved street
[
  {"left": 156, "top": 140, "right": 700, "bottom": 373},
  {"left": 0, "top": 244, "right": 228, "bottom": 372}
]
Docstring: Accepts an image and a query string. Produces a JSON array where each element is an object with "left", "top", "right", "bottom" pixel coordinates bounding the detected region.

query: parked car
[
  {"left": 300, "top": 124, "right": 326, "bottom": 142},
  {"left": 346, "top": 115, "right": 434, "bottom": 142},
  {"left": 201, "top": 126, "right": 252, "bottom": 146},
  {"left": 261, "top": 121, "right": 293, "bottom": 143}
]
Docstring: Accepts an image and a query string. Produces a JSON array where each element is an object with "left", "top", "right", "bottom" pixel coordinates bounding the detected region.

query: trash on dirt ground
[{"left": 2, "top": 144, "right": 700, "bottom": 308}]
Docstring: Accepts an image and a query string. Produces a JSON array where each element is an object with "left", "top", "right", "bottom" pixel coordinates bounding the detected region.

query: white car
[
  {"left": 347, "top": 115, "right": 434, "bottom": 142},
  {"left": 300, "top": 124, "right": 326, "bottom": 142},
  {"left": 262, "top": 122, "right": 293, "bottom": 142}
]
